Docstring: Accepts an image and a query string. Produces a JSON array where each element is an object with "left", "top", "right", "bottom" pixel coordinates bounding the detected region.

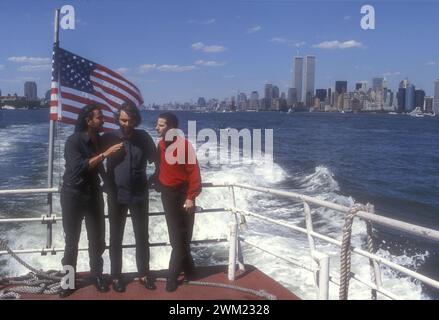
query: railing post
[
  {"left": 229, "top": 185, "right": 245, "bottom": 271},
  {"left": 314, "top": 251, "right": 330, "bottom": 300},
  {"left": 304, "top": 201, "right": 330, "bottom": 300},
  {"left": 303, "top": 201, "right": 316, "bottom": 251},
  {"left": 228, "top": 221, "right": 238, "bottom": 281}
]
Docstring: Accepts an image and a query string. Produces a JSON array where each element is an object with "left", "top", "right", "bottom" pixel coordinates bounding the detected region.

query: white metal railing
[{"left": 0, "top": 183, "right": 438, "bottom": 300}]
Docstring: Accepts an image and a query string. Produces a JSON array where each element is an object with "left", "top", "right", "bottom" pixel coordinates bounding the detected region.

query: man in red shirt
[{"left": 155, "top": 112, "right": 201, "bottom": 292}]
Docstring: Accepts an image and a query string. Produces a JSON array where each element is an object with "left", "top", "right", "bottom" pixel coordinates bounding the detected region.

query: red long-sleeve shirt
[{"left": 158, "top": 137, "right": 202, "bottom": 200}]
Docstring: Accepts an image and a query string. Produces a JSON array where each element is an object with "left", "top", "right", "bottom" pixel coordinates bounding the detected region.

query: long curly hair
[
  {"left": 114, "top": 102, "right": 141, "bottom": 127},
  {"left": 74, "top": 104, "right": 101, "bottom": 132}
]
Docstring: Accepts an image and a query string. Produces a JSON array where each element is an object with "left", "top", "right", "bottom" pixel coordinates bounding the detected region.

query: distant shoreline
[{"left": 0, "top": 107, "right": 436, "bottom": 118}]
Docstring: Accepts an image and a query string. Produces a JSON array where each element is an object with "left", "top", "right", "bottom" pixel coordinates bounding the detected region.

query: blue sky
[{"left": 1, "top": 0, "right": 439, "bottom": 103}]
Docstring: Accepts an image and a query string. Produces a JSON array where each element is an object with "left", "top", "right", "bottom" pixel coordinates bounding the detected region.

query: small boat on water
[
  {"left": 1, "top": 105, "right": 16, "bottom": 110},
  {"left": 408, "top": 107, "right": 424, "bottom": 117}
]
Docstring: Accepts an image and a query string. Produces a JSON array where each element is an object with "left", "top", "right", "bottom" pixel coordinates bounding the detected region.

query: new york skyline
[{"left": 1, "top": 0, "right": 439, "bottom": 103}]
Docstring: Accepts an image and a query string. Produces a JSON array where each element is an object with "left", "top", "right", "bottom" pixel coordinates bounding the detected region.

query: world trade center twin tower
[{"left": 293, "top": 55, "right": 315, "bottom": 108}]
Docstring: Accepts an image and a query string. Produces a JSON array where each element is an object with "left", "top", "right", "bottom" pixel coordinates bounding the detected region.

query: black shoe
[
  {"left": 142, "top": 276, "right": 156, "bottom": 290},
  {"left": 165, "top": 278, "right": 178, "bottom": 292},
  {"left": 95, "top": 275, "right": 109, "bottom": 293},
  {"left": 112, "top": 277, "right": 126, "bottom": 293},
  {"left": 59, "top": 288, "right": 76, "bottom": 298}
]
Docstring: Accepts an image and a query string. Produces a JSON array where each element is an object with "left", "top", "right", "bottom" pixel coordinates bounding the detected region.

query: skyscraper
[
  {"left": 197, "top": 97, "right": 206, "bottom": 108},
  {"left": 424, "top": 96, "right": 433, "bottom": 113},
  {"left": 304, "top": 55, "right": 315, "bottom": 107},
  {"left": 264, "top": 83, "right": 273, "bottom": 110},
  {"left": 237, "top": 92, "right": 247, "bottom": 110},
  {"left": 24, "top": 81, "right": 37, "bottom": 100},
  {"left": 335, "top": 81, "right": 347, "bottom": 110},
  {"left": 405, "top": 84, "right": 415, "bottom": 112},
  {"left": 293, "top": 56, "right": 303, "bottom": 102},
  {"left": 397, "top": 88, "right": 406, "bottom": 113},
  {"left": 315, "top": 89, "right": 327, "bottom": 101},
  {"left": 335, "top": 81, "right": 347, "bottom": 94},
  {"left": 372, "top": 77, "right": 384, "bottom": 91},
  {"left": 388, "top": 90, "right": 394, "bottom": 107},
  {"left": 250, "top": 91, "right": 259, "bottom": 110},
  {"left": 414, "top": 90, "right": 425, "bottom": 109},
  {"left": 287, "top": 88, "right": 297, "bottom": 108},
  {"left": 272, "top": 85, "right": 280, "bottom": 99}
]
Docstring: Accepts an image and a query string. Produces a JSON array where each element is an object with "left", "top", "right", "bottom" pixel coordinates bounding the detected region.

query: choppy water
[{"left": 0, "top": 109, "right": 438, "bottom": 299}]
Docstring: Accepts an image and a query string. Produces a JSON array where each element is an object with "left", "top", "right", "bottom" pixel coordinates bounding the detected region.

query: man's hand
[
  {"left": 183, "top": 199, "right": 195, "bottom": 214},
  {"left": 103, "top": 142, "right": 124, "bottom": 158}
]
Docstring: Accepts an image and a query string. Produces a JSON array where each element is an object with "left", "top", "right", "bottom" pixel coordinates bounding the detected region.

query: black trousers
[
  {"left": 108, "top": 196, "right": 150, "bottom": 278},
  {"left": 161, "top": 186, "right": 195, "bottom": 280},
  {"left": 60, "top": 187, "right": 105, "bottom": 277}
]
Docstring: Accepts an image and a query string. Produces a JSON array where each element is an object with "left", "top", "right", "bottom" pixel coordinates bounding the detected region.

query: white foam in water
[{"left": 0, "top": 124, "right": 430, "bottom": 300}]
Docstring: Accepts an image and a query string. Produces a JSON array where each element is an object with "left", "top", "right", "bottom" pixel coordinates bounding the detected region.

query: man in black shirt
[
  {"left": 102, "top": 103, "right": 157, "bottom": 292},
  {"left": 60, "top": 104, "right": 123, "bottom": 298}
]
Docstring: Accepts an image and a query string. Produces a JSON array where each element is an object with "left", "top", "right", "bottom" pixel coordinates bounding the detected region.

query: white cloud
[
  {"left": 194, "top": 60, "right": 225, "bottom": 67},
  {"left": 18, "top": 64, "right": 51, "bottom": 72},
  {"left": 187, "top": 18, "right": 216, "bottom": 25},
  {"left": 191, "top": 42, "right": 205, "bottom": 50},
  {"left": 269, "top": 38, "right": 306, "bottom": 48},
  {"left": 157, "top": 65, "right": 196, "bottom": 72},
  {"left": 140, "top": 63, "right": 197, "bottom": 73},
  {"left": 8, "top": 56, "right": 51, "bottom": 64},
  {"left": 313, "top": 40, "right": 363, "bottom": 49},
  {"left": 116, "top": 67, "right": 129, "bottom": 74},
  {"left": 203, "top": 19, "right": 215, "bottom": 25},
  {"left": 383, "top": 71, "right": 401, "bottom": 77},
  {"left": 139, "top": 64, "right": 157, "bottom": 73},
  {"left": 270, "top": 37, "right": 288, "bottom": 43},
  {"left": 247, "top": 26, "right": 262, "bottom": 33},
  {"left": 426, "top": 61, "right": 438, "bottom": 66},
  {"left": 191, "top": 42, "right": 227, "bottom": 53},
  {"left": 344, "top": 15, "right": 351, "bottom": 20}
]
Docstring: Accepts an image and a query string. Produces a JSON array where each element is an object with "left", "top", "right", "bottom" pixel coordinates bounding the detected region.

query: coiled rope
[
  {"left": 152, "top": 278, "right": 277, "bottom": 300},
  {"left": 0, "top": 239, "right": 63, "bottom": 299},
  {"left": 1, "top": 239, "right": 277, "bottom": 300}
]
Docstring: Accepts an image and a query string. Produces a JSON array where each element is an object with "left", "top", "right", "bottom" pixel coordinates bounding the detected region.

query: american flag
[{"left": 50, "top": 46, "right": 143, "bottom": 130}]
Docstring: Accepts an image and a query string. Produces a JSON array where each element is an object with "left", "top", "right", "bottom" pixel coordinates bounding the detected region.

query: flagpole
[{"left": 46, "top": 8, "right": 60, "bottom": 249}]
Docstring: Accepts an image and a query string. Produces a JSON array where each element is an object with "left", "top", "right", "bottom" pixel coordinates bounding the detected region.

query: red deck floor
[{"left": 6, "top": 265, "right": 300, "bottom": 300}]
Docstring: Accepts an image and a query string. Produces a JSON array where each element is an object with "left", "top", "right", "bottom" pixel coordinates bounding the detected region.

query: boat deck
[{"left": 5, "top": 265, "right": 299, "bottom": 300}]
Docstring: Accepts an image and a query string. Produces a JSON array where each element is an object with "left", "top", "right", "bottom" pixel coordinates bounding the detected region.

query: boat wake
[{"left": 0, "top": 123, "right": 432, "bottom": 300}]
